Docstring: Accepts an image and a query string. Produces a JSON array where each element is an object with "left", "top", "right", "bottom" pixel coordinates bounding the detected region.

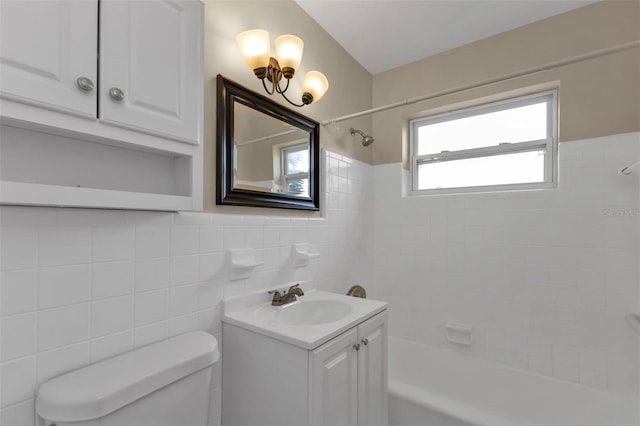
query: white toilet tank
[{"left": 36, "top": 331, "right": 220, "bottom": 426}]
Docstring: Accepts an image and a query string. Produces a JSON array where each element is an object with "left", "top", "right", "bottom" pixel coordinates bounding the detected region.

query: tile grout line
[
  {"left": 33, "top": 224, "right": 40, "bottom": 407},
  {"left": 88, "top": 225, "right": 94, "bottom": 364},
  {"left": 131, "top": 223, "right": 138, "bottom": 349}
]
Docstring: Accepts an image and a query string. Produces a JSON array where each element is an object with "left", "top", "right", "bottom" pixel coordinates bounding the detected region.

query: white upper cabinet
[
  {"left": 0, "top": 0, "right": 98, "bottom": 118},
  {"left": 100, "top": 0, "right": 201, "bottom": 144},
  {"left": 0, "top": 0, "right": 203, "bottom": 211}
]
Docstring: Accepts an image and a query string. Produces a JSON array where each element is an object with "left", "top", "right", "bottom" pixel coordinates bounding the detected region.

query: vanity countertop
[{"left": 222, "top": 289, "right": 387, "bottom": 350}]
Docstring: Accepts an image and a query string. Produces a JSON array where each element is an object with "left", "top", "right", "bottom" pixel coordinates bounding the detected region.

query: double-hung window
[
  {"left": 281, "top": 143, "right": 310, "bottom": 195},
  {"left": 410, "top": 90, "right": 557, "bottom": 194}
]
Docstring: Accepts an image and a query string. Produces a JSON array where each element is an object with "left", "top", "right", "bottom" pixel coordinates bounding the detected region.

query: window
[
  {"left": 410, "top": 91, "right": 557, "bottom": 194},
  {"left": 281, "top": 143, "right": 310, "bottom": 195}
]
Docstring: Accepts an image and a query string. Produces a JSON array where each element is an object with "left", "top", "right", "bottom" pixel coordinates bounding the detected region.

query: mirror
[{"left": 216, "top": 75, "right": 320, "bottom": 210}]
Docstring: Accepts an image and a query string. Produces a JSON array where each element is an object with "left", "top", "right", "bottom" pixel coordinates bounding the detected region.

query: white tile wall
[
  {"left": 1, "top": 356, "right": 36, "bottom": 407},
  {"left": 135, "top": 258, "right": 170, "bottom": 292},
  {"left": 0, "top": 150, "right": 373, "bottom": 425},
  {"left": 0, "top": 270, "right": 36, "bottom": 317},
  {"left": 3, "top": 135, "right": 635, "bottom": 423},
  {"left": 38, "top": 264, "right": 91, "bottom": 309},
  {"left": 0, "top": 399, "right": 34, "bottom": 426},
  {"left": 135, "top": 226, "right": 169, "bottom": 259},
  {"left": 373, "top": 132, "right": 640, "bottom": 395},
  {"left": 1, "top": 313, "right": 35, "bottom": 361},
  {"left": 91, "top": 261, "right": 133, "bottom": 300},
  {"left": 92, "top": 226, "right": 134, "bottom": 262},
  {"left": 37, "top": 304, "right": 90, "bottom": 352}
]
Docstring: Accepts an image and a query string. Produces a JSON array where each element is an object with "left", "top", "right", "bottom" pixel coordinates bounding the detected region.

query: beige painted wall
[
  {"left": 203, "top": 0, "right": 373, "bottom": 211},
  {"left": 371, "top": 0, "right": 640, "bottom": 166}
]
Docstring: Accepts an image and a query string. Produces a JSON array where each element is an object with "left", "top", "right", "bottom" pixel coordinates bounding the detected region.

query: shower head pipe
[
  {"left": 620, "top": 159, "right": 640, "bottom": 176},
  {"left": 350, "top": 128, "right": 374, "bottom": 146}
]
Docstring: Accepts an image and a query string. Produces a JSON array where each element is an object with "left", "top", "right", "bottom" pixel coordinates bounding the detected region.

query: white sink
[
  {"left": 272, "top": 299, "right": 353, "bottom": 325},
  {"left": 223, "top": 289, "right": 387, "bottom": 349}
]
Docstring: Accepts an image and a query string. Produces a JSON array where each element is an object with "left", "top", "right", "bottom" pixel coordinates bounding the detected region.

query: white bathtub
[{"left": 388, "top": 337, "right": 639, "bottom": 426}]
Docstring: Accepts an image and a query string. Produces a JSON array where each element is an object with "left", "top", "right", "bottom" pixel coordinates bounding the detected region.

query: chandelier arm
[
  {"left": 279, "top": 90, "right": 305, "bottom": 108},
  {"left": 275, "top": 78, "right": 290, "bottom": 95},
  {"left": 262, "top": 78, "right": 275, "bottom": 95}
]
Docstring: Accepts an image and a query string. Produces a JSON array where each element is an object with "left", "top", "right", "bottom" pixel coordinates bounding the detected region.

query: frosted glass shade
[
  {"left": 236, "top": 29, "right": 270, "bottom": 70},
  {"left": 301, "top": 71, "right": 329, "bottom": 103},
  {"left": 275, "top": 35, "right": 304, "bottom": 71}
]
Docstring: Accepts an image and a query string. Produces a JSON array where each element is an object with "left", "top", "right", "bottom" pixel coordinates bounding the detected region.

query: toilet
[{"left": 36, "top": 331, "right": 220, "bottom": 426}]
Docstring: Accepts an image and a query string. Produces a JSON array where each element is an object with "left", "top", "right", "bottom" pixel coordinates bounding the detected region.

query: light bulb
[
  {"left": 301, "top": 71, "right": 329, "bottom": 104},
  {"left": 236, "top": 29, "right": 270, "bottom": 74},
  {"left": 275, "top": 35, "right": 303, "bottom": 78}
]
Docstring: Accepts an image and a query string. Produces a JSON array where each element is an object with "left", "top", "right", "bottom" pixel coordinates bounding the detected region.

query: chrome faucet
[{"left": 269, "top": 284, "right": 304, "bottom": 306}]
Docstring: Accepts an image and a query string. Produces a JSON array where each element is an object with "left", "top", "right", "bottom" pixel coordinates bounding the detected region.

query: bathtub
[{"left": 388, "top": 337, "right": 639, "bottom": 426}]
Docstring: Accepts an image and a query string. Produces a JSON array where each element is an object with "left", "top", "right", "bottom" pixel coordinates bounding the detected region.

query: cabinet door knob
[
  {"left": 361, "top": 338, "right": 369, "bottom": 346},
  {"left": 109, "top": 87, "right": 125, "bottom": 101},
  {"left": 353, "top": 343, "right": 360, "bottom": 351},
  {"left": 76, "top": 77, "right": 94, "bottom": 92}
]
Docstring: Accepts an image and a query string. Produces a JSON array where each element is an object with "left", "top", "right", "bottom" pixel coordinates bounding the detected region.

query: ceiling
[{"left": 295, "top": 0, "right": 597, "bottom": 75}]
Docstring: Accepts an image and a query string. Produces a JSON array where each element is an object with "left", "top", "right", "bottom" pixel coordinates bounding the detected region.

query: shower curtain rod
[
  {"left": 321, "top": 40, "right": 640, "bottom": 126},
  {"left": 236, "top": 128, "right": 302, "bottom": 146}
]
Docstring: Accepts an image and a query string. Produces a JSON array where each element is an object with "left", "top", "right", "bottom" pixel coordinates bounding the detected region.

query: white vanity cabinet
[
  {"left": 310, "top": 312, "right": 388, "bottom": 426},
  {"left": 0, "top": 0, "right": 203, "bottom": 211},
  {"left": 222, "top": 310, "right": 388, "bottom": 426}
]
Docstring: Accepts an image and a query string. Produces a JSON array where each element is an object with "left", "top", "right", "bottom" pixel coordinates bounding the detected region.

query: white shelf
[
  {"left": 0, "top": 122, "right": 202, "bottom": 212},
  {"left": 228, "top": 248, "right": 264, "bottom": 281},
  {"left": 1, "top": 181, "right": 195, "bottom": 211},
  {"left": 292, "top": 243, "right": 320, "bottom": 267}
]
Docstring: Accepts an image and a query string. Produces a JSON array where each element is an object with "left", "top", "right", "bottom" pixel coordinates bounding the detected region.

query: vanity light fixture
[{"left": 236, "top": 29, "right": 329, "bottom": 107}]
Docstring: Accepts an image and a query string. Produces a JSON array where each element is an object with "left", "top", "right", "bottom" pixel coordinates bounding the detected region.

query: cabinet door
[
  {"left": 0, "top": 0, "right": 97, "bottom": 117},
  {"left": 310, "top": 328, "right": 359, "bottom": 426},
  {"left": 99, "top": 0, "right": 202, "bottom": 145},
  {"left": 357, "top": 312, "right": 388, "bottom": 426}
]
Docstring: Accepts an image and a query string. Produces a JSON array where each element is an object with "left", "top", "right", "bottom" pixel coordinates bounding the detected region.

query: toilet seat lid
[{"left": 36, "top": 331, "right": 220, "bottom": 422}]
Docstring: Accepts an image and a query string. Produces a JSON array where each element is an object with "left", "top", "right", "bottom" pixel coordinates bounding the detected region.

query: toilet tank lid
[{"left": 36, "top": 331, "right": 220, "bottom": 423}]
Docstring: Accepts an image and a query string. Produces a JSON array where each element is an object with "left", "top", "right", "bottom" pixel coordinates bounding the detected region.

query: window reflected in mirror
[
  {"left": 280, "top": 143, "right": 309, "bottom": 195},
  {"left": 233, "top": 102, "right": 310, "bottom": 196}
]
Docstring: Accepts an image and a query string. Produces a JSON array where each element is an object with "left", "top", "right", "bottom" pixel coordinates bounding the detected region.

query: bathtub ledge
[{"left": 388, "top": 379, "right": 526, "bottom": 426}]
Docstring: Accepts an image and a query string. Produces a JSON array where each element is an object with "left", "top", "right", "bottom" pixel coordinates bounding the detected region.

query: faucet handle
[
  {"left": 268, "top": 287, "right": 286, "bottom": 296},
  {"left": 269, "top": 284, "right": 302, "bottom": 299},
  {"left": 288, "top": 283, "right": 304, "bottom": 296}
]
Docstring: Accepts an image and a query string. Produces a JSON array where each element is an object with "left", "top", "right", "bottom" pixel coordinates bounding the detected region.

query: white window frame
[
  {"left": 409, "top": 90, "right": 558, "bottom": 195},
  {"left": 281, "top": 143, "right": 309, "bottom": 194}
]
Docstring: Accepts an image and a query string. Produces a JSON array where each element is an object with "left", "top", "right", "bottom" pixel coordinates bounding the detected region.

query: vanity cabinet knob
[
  {"left": 76, "top": 77, "right": 94, "bottom": 92},
  {"left": 361, "top": 338, "right": 369, "bottom": 346},
  {"left": 353, "top": 343, "right": 360, "bottom": 351},
  {"left": 109, "top": 87, "right": 125, "bottom": 101}
]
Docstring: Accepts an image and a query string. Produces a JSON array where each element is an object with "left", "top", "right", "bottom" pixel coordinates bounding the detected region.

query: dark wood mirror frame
[{"left": 216, "top": 74, "right": 320, "bottom": 211}]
